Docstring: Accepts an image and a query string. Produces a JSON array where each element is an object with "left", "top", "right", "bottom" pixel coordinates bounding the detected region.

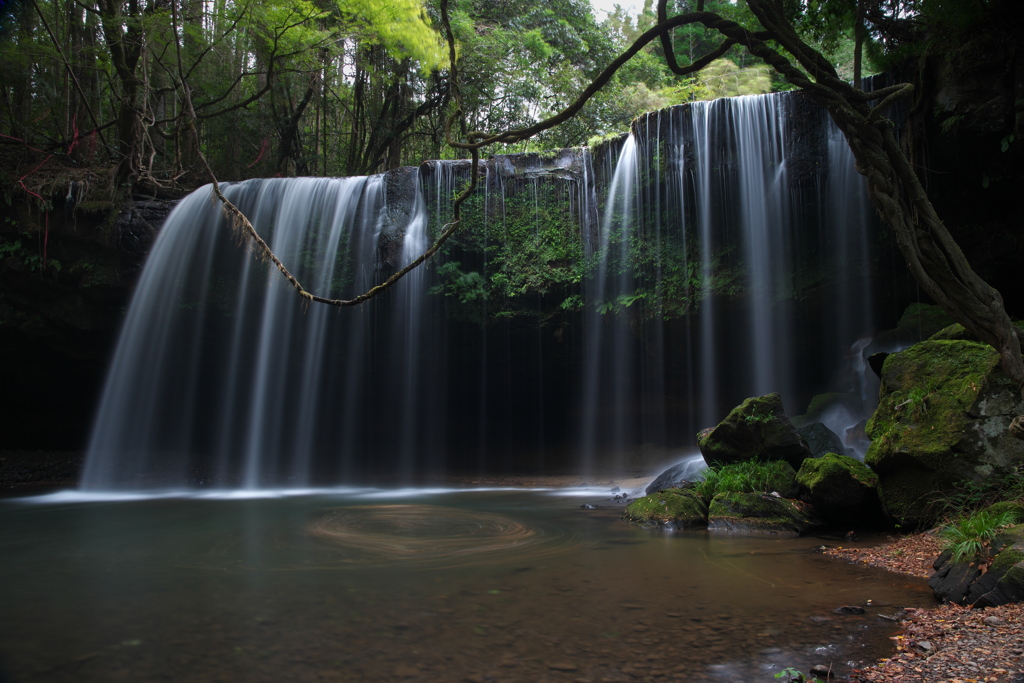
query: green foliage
[
  {"left": 560, "top": 294, "right": 583, "bottom": 310},
  {"left": 693, "top": 460, "right": 796, "bottom": 503},
  {"left": 940, "top": 508, "right": 1021, "bottom": 565},
  {"left": 743, "top": 409, "right": 774, "bottom": 425},
  {"left": 432, "top": 261, "right": 487, "bottom": 303},
  {"left": 697, "top": 58, "right": 772, "bottom": 99},
  {"left": 341, "top": 0, "right": 446, "bottom": 71},
  {"left": 0, "top": 234, "right": 57, "bottom": 275},
  {"left": 775, "top": 666, "right": 825, "bottom": 682}
]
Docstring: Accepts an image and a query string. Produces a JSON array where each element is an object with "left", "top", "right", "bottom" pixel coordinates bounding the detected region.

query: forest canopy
[{"left": 0, "top": 0, "right": 922, "bottom": 193}]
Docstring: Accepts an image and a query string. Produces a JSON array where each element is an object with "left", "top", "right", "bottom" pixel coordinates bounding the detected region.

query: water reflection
[{"left": 0, "top": 490, "right": 930, "bottom": 682}]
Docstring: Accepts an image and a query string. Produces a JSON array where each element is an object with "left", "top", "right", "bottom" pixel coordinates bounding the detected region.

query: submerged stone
[
  {"left": 796, "top": 453, "right": 884, "bottom": 528},
  {"left": 865, "top": 339, "right": 1024, "bottom": 527},
  {"left": 622, "top": 489, "right": 708, "bottom": 528},
  {"left": 697, "top": 393, "right": 813, "bottom": 469},
  {"left": 707, "top": 491, "right": 821, "bottom": 535}
]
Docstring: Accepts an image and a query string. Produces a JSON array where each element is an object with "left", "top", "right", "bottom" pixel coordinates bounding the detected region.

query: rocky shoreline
[{"left": 825, "top": 533, "right": 1024, "bottom": 682}]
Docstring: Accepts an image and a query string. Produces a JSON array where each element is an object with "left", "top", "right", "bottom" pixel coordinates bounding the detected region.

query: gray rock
[
  {"left": 645, "top": 459, "right": 704, "bottom": 495},
  {"left": 799, "top": 422, "right": 846, "bottom": 458}
]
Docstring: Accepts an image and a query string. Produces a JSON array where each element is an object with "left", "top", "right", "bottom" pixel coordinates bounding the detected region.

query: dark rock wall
[{"left": 1, "top": 198, "right": 171, "bottom": 450}]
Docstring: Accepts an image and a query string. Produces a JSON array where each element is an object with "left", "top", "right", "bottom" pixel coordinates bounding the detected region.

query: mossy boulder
[
  {"left": 622, "top": 489, "right": 709, "bottom": 528},
  {"left": 796, "top": 453, "right": 885, "bottom": 528},
  {"left": 865, "top": 339, "right": 1024, "bottom": 527},
  {"left": 931, "top": 525, "right": 1024, "bottom": 607},
  {"left": 707, "top": 491, "right": 822, "bottom": 535},
  {"left": 697, "top": 393, "right": 812, "bottom": 469}
]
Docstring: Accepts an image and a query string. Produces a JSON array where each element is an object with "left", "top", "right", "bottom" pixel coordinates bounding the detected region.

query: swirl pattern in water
[{"left": 308, "top": 504, "right": 572, "bottom": 567}]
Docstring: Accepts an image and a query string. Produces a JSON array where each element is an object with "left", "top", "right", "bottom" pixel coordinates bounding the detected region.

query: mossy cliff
[{"left": 865, "top": 338, "right": 1024, "bottom": 526}]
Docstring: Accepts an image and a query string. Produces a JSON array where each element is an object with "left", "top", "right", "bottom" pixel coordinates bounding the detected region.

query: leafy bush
[
  {"left": 693, "top": 459, "right": 795, "bottom": 503},
  {"left": 940, "top": 508, "right": 1021, "bottom": 565}
]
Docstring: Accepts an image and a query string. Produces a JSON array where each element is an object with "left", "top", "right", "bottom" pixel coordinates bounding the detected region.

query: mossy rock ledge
[
  {"left": 930, "top": 525, "right": 1024, "bottom": 607},
  {"left": 697, "top": 393, "right": 813, "bottom": 470},
  {"left": 622, "top": 489, "right": 709, "bottom": 528},
  {"left": 707, "top": 491, "right": 822, "bottom": 536},
  {"left": 865, "top": 339, "right": 1024, "bottom": 527},
  {"left": 796, "top": 453, "right": 885, "bottom": 528}
]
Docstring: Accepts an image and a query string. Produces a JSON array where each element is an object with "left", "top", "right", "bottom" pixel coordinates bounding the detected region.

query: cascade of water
[
  {"left": 82, "top": 174, "right": 434, "bottom": 489},
  {"left": 591, "top": 92, "right": 879, "bottom": 467},
  {"left": 81, "top": 92, "right": 883, "bottom": 489},
  {"left": 579, "top": 135, "right": 639, "bottom": 472}
]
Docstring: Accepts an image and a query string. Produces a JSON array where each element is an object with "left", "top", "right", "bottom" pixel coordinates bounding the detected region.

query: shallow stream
[{"left": 0, "top": 488, "right": 931, "bottom": 682}]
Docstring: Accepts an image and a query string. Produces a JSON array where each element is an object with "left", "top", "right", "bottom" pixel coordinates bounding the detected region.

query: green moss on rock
[
  {"left": 798, "top": 453, "right": 877, "bottom": 489},
  {"left": 991, "top": 546, "right": 1024, "bottom": 573},
  {"left": 697, "top": 393, "right": 812, "bottom": 469},
  {"left": 982, "top": 501, "right": 1024, "bottom": 522},
  {"left": 707, "top": 491, "right": 821, "bottom": 535},
  {"left": 796, "top": 452, "right": 885, "bottom": 527},
  {"left": 622, "top": 489, "right": 708, "bottom": 527},
  {"left": 865, "top": 339, "right": 1024, "bottom": 527}
]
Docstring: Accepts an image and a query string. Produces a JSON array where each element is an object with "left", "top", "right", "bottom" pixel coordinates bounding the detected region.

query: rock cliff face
[
  {"left": 1, "top": 198, "right": 172, "bottom": 450},
  {"left": 866, "top": 334, "right": 1024, "bottom": 526}
]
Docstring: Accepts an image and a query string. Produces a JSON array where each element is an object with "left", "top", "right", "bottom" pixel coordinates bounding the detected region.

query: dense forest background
[{"left": 0, "top": 0, "right": 884, "bottom": 193}]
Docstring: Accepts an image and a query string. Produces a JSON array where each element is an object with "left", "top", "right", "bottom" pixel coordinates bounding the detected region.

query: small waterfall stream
[{"left": 82, "top": 92, "right": 883, "bottom": 490}]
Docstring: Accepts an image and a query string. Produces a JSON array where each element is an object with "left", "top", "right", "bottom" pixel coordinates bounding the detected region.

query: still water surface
[{"left": 0, "top": 489, "right": 931, "bottom": 682}]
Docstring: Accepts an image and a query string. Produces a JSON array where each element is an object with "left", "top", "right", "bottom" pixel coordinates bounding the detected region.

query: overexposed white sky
[{"left": 589, "top": 0, "right": 641, "bottom": 20}]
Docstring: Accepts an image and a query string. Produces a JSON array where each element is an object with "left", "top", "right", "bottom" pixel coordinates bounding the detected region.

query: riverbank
[{"left": 825, "top": 533, "right": 1024, "bottom": 682}]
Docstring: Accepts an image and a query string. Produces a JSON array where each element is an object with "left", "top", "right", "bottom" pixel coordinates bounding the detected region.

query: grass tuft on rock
[
  {"left": 693, "top": 459, "right": 798, "bottom": 503},
  {"left": 939, "top": 508, "right": 1021, "bottom": 565}
]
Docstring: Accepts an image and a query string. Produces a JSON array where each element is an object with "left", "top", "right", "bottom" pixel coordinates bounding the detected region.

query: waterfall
[
  {"left": 585, "top": 92, "right": 878, "bottom": 464},
  {"left": 82, "top": 91, "right": 882, "bottom": 489},
  {"left": 82, "top": 174, "right": 436, "bottom": 489}
]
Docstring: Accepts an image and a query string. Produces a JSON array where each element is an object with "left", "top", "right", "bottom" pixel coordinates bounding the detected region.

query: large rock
[
  {"left": 930, "top": 525, "right": 1024, "bottom": 607},
  {"left": 697, "top": 393, "right": 813, "bottom": 469},
  {"left": 707, "top": 491, "right": 821, "bottom": 535},
  {"left": 865, "top": 339, "right": 1024, "bottom": 526},
  {"left": 796, "top": 453, "right": 885, "bottom": 528},
  {"left": 623, "top": 489, "right": 708, "bottom": 528}
]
